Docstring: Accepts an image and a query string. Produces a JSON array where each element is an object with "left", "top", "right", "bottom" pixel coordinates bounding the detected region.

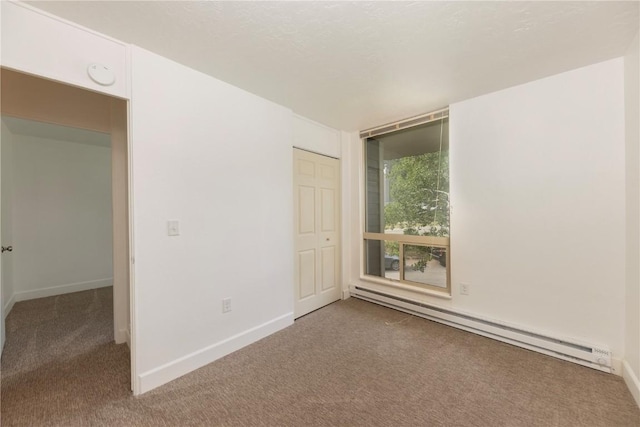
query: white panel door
[{"left": 293, "top": 149, "right": 341, "bottom": 318}]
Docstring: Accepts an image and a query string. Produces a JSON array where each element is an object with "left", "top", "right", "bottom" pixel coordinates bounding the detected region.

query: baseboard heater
[{"left": 352, "top": 286, "right": 612, "bottom": 373}]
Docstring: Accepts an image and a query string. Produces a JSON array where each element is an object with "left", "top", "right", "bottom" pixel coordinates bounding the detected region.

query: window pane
[
  {"left": 365, "top": 119, "right": 449, "bottom": 237},
  {"left": 364, "top": 240, "right": 400, "bottom": 281},
  {"left": 402, "top": 245, "right": 448, "bottom": 288}
]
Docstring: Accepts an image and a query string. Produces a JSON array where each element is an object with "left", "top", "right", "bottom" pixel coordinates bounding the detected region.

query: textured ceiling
[{"left": 27, "top": 1, "right": 639, "bottom": 131}]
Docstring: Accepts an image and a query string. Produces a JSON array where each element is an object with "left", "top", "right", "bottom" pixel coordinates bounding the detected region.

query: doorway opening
[{"left": 0, "top": 68, "right": 131, "bottom": 391}]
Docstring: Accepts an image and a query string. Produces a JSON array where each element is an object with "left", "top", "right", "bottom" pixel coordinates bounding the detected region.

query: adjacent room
[
  {"left": 1, "top": 1, "right": 639, "bottom": 425},
  {"left": 0, "top": 67, "right": 132, "bottom": 414}
]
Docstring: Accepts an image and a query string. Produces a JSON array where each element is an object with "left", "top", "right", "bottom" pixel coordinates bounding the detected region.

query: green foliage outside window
[
  {"left": 384, "top": 151, "right": 449, "bottom": 237},
  {"left": 383, "top": 150, "right": 449, "bottom": 273}
]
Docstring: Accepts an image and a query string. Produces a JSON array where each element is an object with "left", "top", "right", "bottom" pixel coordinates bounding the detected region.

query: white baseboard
[
  {"left": 137, "top": 312, "right": 294, "bottom": 394},
  {"left": 623, "top": 360, "right": 640, "bottom": 407},
  {"left": 114, "top": 328, "right": 130, "bottom": 348},
  {"left": 13, "top": 278, "right": 113, "bottom": 303},
  {"left": 342, "top": 288, "right": 351, "bottom": 300},
  {"left": 3, "top": 293, "right": 16, "bottom": 319},
  {"left": 114, "top": 328, "right": 128, "bottom": 345}
]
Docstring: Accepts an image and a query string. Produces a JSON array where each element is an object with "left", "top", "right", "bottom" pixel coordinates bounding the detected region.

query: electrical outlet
[
  {"left": 222, "top": 298, "right": 231, "bottom": 313},
  {"left": 460, "top": 283, "right": 470, "bottom": 295}
]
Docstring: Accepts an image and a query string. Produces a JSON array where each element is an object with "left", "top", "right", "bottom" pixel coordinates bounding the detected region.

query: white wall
[
  {"left": 130, "top": 47, "right": 294, "bottom": 393},
  {"left": 293, "top": 114, "right": 341, "bottom": 159},
  {"left": 451, "top": 59, "right": 626, "bottom": 361},
  {"left": 1, "top": 1, "right": 128, "bottom": 99},
  {"left": 349, "top": 58, "right": 627, "bottom": 367},
  {"left": 624, "top": 31, "right": 640, "bottom": 405},
  {"left": 8, "top": 123, "right": 113, "bottom": 301},
  {"left": 110, "top": 100, "right": 130, "bottom": 346}
]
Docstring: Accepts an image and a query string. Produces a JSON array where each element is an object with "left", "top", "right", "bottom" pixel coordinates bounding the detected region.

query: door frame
[
  {"left": 0, "top": 68, "right": 135, "bottom": 392},
  {"left": 292, "top": 147, "right": 342, "bottom": 318}
]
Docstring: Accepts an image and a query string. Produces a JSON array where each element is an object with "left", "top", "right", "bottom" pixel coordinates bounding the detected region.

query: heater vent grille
[{"left": 352, "top": 286, "right": 612, "bottom": 373}]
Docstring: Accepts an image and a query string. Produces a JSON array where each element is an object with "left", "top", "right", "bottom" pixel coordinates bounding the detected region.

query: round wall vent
[{"left": 87, "top": 63, "right": 116, "bottom": 86}]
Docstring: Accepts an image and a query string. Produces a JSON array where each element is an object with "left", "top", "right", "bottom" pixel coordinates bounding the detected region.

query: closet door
[{"left": 293, "top": 148, "right": 341, "bottom": 318}]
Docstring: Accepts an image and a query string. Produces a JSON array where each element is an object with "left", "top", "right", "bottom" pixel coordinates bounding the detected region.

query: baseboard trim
[
  {"left": 137, "top": 312, "right": 294, "bottom": 394},
  {"left": 3, "top": 293, "right": 15, "bottom": 319},
  {"left": 342, "top": 288, "right": 351, "bottom": 300},
  {"left": 13, "top": 278, "right": 113, "bottom": 303},
  {"left": 115, "top": 328, "right": 128, "bottom": 345},
  {"left": 622, "top": 360, "right": 640, "bottom": 407}
]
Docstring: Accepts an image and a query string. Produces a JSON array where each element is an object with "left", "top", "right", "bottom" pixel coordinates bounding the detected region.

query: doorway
[
  {"left": 0, "top": 68, "right": 131, "bottom": 388},
  {"left": 293, "top": 148, "right": 341, "bottom": 318}
]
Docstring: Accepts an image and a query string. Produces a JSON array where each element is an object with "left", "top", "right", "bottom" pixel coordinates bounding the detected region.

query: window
[{"left": 363, "top": 113, "right": 450, "bottom": 293}]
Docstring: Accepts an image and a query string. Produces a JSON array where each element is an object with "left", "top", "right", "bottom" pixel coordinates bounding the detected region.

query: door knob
[{"left": 1, "top": 246, "right": 13, "bottom": 253}]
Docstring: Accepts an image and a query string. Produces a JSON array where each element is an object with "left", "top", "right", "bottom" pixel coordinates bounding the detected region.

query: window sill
[{"left": 358, "top": 275, "right": 452, "bottom": 300}]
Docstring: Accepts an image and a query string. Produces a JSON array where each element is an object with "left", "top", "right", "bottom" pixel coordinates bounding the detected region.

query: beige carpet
[{"left": 1, "top": 288, "right": 639, "bottom": 426}]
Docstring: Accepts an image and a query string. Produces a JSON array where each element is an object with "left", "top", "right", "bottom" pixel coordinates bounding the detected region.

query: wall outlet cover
[
  {"left": 460, "top": 283, "right": 470, "bottom": 295},
  {"left": 167, "top": 220, "right": 180, "bottom": 236}
]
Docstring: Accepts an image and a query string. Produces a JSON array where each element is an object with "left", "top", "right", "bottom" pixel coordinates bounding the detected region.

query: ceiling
[{"left": 27, "top": 1, "right": 639, "bottom": 132}]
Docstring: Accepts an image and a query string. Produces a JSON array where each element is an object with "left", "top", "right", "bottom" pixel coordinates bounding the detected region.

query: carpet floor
[{"left": 1, "top": 288, "right": 639, "bottom": 426}]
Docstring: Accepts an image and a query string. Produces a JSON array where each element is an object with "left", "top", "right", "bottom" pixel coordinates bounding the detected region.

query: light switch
[{"left": 167, "top": 220, "right": 180, "bottom": 236}]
